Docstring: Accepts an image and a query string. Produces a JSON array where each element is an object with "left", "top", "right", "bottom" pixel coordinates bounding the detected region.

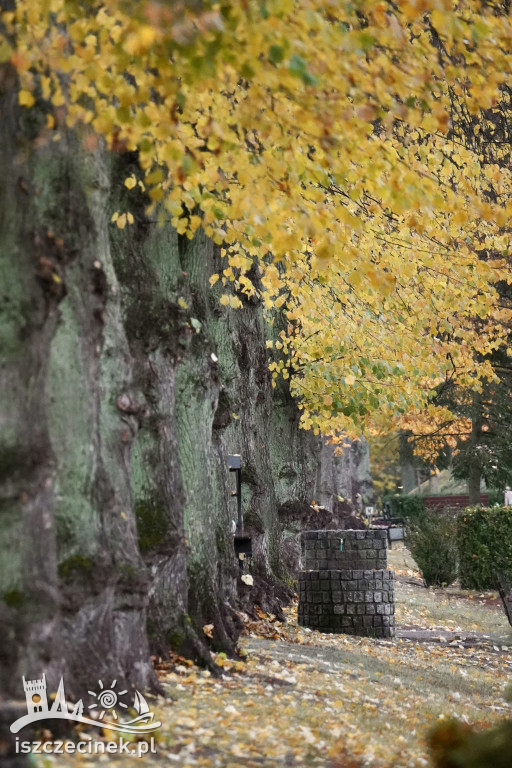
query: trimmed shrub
[
  {"left": 457, "top": 505, "right": 512, "bottom": 590},
  {"left": 407, "top": 512, "right": 457, "bottom": 587}
]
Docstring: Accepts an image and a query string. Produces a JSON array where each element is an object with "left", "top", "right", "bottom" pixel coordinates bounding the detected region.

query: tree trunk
[
  {"left": 0, "top": 80, "right": 157, "bottom": 707},
  {"left": 0, "top": 72, "right": 374, "bottom": 747},
  {"left": 468, "top": 395, "right": 483, "bottom": 506}
]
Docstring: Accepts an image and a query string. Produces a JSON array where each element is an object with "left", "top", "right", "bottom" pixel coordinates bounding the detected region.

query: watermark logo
[{"left": 10, "top": 673, "right": 161, "bottom": 735}]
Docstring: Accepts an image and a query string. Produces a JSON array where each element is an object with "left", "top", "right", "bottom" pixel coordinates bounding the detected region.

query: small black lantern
[
  {"left": 228, "top": 454, "right": 252, "bottom": 563},
  {"left": 228, "top": 454, "right": 242, "bottom": 530},
  {"left": 234, "top": 533, "right": 252, "bottom": 558}
]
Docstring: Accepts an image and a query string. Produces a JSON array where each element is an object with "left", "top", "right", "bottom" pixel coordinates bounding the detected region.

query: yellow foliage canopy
[{"left": 5, "top": 0, "right": 512, "bottom": 440}]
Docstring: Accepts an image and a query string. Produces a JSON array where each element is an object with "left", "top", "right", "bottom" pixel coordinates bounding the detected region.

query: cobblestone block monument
[{"left": 298, "top": 530, "right": 395, "bottom": 638}]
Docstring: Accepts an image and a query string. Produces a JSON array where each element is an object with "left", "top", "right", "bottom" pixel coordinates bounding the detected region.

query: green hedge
[
  {"left": 385, "top": 490, "right": 503, "bottom": 519},
  {"left": 384, "top": 494, "right": 425, "bottom": 518},
  {"left": 407, "top": 512, "right": 458, "bottom": 587},
  {"left": 488, "top": 488, "right": 506, "bottom": 507},
  {"left": 457, "top": 505, "right": 512, "bottom": 590}
]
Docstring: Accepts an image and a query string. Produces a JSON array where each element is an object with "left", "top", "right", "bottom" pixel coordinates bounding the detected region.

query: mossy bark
[
  {"left": 0, "top": 80, "right": 373, "bottom": 729},
  {"left": 0, "top": 83, "right": 156, "bottom": 707}
]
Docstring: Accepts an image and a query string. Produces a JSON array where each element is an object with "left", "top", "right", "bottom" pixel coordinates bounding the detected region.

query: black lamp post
[
  {"left": 228, "top": 454, "right": 252, "bottom": 564},
  {"left": 228, "top": 454, "right": 242, "bottom": 531}
]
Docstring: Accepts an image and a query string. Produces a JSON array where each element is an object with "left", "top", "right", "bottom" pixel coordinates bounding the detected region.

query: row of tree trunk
[{"left": 0, "top": 74, "right": 373, "bottom": 735}]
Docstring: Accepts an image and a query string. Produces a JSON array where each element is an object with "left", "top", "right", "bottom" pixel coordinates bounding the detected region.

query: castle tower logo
[
  {"left": 23, "top": 674, "right": 48, "bottom": 715},
  {"left": 11, "top": 675, "right": 161, "bottom": 734}
]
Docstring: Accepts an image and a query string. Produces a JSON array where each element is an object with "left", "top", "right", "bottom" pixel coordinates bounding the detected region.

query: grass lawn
[{"left": 33, "top": 546, "right": 512, "bottom": 767}]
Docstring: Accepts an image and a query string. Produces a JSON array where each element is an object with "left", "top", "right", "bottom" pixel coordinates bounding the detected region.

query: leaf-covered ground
[{"left": 35, "top": 547, "right": 512, "bottom": 768}]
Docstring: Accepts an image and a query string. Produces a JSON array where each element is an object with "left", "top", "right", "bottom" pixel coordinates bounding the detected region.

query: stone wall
[
  {"left": 298, "top": 530, "right": 395, "bottom": 639},
  {"left": 301, "top": 529, "right": 388, "bottom": 571}
]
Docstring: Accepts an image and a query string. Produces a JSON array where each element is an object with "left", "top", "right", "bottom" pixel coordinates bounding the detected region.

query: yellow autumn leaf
[
  {"left": 202, "top": 623, "right": 214, "bottom": 638},
  {"left": 18, "top": 89, "right": 34, "bottom": 107}
]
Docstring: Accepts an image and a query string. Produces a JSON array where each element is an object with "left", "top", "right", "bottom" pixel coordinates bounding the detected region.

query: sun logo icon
[{"left": 88, "top": 679, "right": 128, "bottom": 721}]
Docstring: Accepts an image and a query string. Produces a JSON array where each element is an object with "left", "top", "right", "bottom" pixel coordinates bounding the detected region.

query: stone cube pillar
[{"left": 297, "top": 530, "right": 395, "bottom": 639}]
